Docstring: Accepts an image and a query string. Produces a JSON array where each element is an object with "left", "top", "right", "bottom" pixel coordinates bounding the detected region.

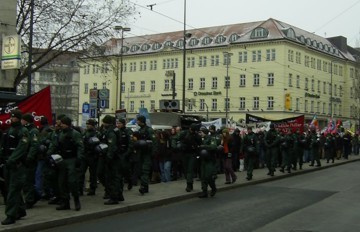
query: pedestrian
[
  {"left": 0, "top": 110, "right": 29, "bottom": 225},
  {"left": 221, "top": 129, "right": 237, "bottom": 184}
]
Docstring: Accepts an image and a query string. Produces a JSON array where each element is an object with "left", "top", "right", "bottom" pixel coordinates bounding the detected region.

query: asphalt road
[{"left": 41, "top": 162, "right": 360, "bottom": 232}]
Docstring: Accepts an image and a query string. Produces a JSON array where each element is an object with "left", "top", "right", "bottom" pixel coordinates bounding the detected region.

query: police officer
[
  {"left": 198, "top": 128, "right": 218, "bottom": 198},
  {"left": 279, "top": 130, "right": 293, "bottom": 174},
  {"left": 179, "top": 123, "right": 202, "bottom": 192},
  {"left": 0, "top": 110, "right": 29, "bottom": 225},
  {"left": 99, "top": 115, "right": 122, "bottom": 204},
  {"left": 264, "top": 123, "right": 280, "bottom": 176},
  {"left": 48, "top": 116, "right": 84, "bottom": 211},
  {"left": 135, "top": 115, "right": 156, "bottom": 195},
  {"left": 292, "top": 129, "right": 305, "bottom": 170},
  {"left": 44, "top": 114, "right": 64, "bottom": 205},
  {"left": 21, "top": 113, "right": 40, "bottom": 209},
  {"left": 79, "top": 119, "right": 100, "bottom": 196},
  {"left": 116, "top": 118, "right": 133, "bottom": 192},
  {"left": 242, "top": 126, "right": 258, "bottom": 180}
]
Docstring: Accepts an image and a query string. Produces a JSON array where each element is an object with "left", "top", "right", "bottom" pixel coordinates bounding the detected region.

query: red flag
[{"left": 0, "top": 86, "right": 52, "bottom": 129}]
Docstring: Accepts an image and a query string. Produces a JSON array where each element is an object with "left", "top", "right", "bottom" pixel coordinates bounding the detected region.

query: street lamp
[
  {"left": 223, "top": 51, "right": 233, "bottom": 127},
  {"left": 114, "top": 26, "right": 131, "bottom": 110},
  {"left": 27, "top": 0, "right": 34, "bottom": 96},
  {"left": 182, "top": 0, "right": 192, "bottom": 113},
  {"left": 330, "top": 60, "right": 338, "bottom": 118}
]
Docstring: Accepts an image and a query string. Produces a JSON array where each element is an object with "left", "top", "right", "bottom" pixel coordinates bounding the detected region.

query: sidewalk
[{"left": 1, "top": 156, "right": 359, "bottom": 232}]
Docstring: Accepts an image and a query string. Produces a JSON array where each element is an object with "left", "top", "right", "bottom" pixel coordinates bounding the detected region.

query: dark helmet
[{"left": 199, "top": 149, "right": 209, "bottom": 158}]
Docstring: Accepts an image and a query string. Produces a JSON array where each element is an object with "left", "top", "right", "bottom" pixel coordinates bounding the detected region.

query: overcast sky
[{"left": 126, "top": 0, "right": 360, "bottom": 47}]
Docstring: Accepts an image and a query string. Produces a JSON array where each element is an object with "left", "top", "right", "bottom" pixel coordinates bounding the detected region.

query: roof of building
[{"left": 104, "top": 18, "right": 358, "bottom": 62}]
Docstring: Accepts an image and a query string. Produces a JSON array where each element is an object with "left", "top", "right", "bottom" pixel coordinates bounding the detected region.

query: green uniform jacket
[
  {"left": 0, "top": 122, "right": 30, "bottom": 167},
  {"left": 24, "top": 124, "right": 40, "bottom": 163}
]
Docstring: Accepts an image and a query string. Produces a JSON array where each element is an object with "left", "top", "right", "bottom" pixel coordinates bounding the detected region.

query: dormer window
[
  {"left": 282, "top": 28, "right": 296, "bottom": 40},
  {"left": 164, "top": 41, "right": 173, "bottom": 48},
  {"left": 250, "top": 27, "right": 269, "bottom": 39},
  {"left": 153, "top": 42, "right": 162, "bottom": 50},
  {"left": 306, "top": 38, "right": 311, "bottom": 46},
  {"left": 202, "top": 36, "right": 212, "bottom": 45},
  {"left": 312, "top": 40, "right": 317, "bottom": 47},
  {"left": 298, "top": 35, "right": 305, "bottom": 43},
  {"left": 324, "top": 44, "right": 329, "bottom": 51},
  {"left": 189, "top": 38, "right": 199, "bottom": 47},
  {"left": 141, "top": 43, "right": 150, "bottom": 51},
  {"left": 176, "top": 39, "right": 184, "bottom": 48},
  {"left": 318, "top": 42, "right": 323, "bottom": 50},
  {"left": 229, "top": 33, "right": 239, "bottom": 43},
  {"left": 215, "top": 35, "right": 226, "bottom": 44},
  {"left": 130, "top": 45, "right": 139, "bottom": 52},
  {"left": 122, "top": 46, "right": 129, "bottom": 53}
]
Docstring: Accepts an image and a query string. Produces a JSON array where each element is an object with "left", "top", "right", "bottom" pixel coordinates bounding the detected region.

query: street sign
[
  {"left": 90, "top": 108, "right": 97, "bottom": 118},
  {"left": 90, "top": 99, "right": 98, "bottom": 108},
  {"left": 98, "top": 89, "right": 110, "bottom": 99},
  {"left": 99, "top": 99, "right": 109, "bottom": 109},
  {"left": 82, "top": 103, "right": 90, "bottom": 113},
  {"left": 89, "top": 89, "right": 98, "bottom": 99}
]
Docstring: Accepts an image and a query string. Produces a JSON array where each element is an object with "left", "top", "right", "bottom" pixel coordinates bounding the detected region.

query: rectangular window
[
  {"left": 311, "top": 57, "right": 315, "bottom": 69},
  {"left": 243, "top": 52, "right": 248, "bottom": 63},
  {"left": 268, "top": 73, "right": 274, "bottom": 86},
  {"left": 212, "top": 77, "right": 218, "bottom": 89},
  {"left": 150, "top": 61, "right": 154, "bottom": 70},
  {"left": 240, "top": 74, "right": 246, "bottom": 87},
  {"left": 266, "top": 49, "right": 271, "bottom": 61},
  {"left": 253, "top": 97, "right": 259, "bottom": 110},
  {"left": 223, "top": 54, "right": 231, "bottom": 65},
  {"left": 322, "top": 102, "right": 326, "bottom": 114},
  {"left": 140, "top": 81, "right": 145, "bottom": 92},
  {"left": 199, "top": 99, "right": 205, "bottom": 111},
  {"left": 225, "top": 76, "right": 230, "bottom": 88},
  {"left": 130, "top": 101, "right": 134, "bottom": 112},
  {"left": 288, "top": 50, "right": 294, "bottom": 62},
  {"left": 305, "top": 56, "right": 310, "bottom": 67},
  {"left": 317, "top": 80, "right": 321, "bottom": 92},
  {"left": 252, "top": 51, "right": 256, "bottom": 62},
  {"left": 140, "top": 100, "right": 145, "bottom": 108},
  {"left": 200, "top": 78, "right": 205, "bottom": 89},
  {"left": 296, "top": 98, "right": 300, "bottom": 111},
  {"left": 311, "top": 79, "right": 314, "bottom": 92},
  {"left": 296, "top": 75, "right": 300, "bottom": 88},
  {"left": 271, "top": 49, "right": 276, "bottom": 61},
  {"left": 317, "top": 101, "right": 320, "bottom": 113},
  {"left": 151, "top": 100, "right": 155, "bottom": 111},
  {"left": 164, "top": 79, "right": 170, "bottom": 91},
  {"left": 121, "top": 82, "right": 125, "bottom": 92},
  {"left": 267, "top": 96, "right": 274, "bottom": 109},
  {"left": 130, "top": 82, "right": 135, "bottom": 92},
  {"left": 296, "top": 51, "right": 301, "bottom": 64},
  {"left": 188, "top": 78, "right": 193, "bottom": 90},
  {"left": 317, "top": 59, "right": 321, "bottom": 70},
  {"left": 310, "top": 101, "right": 314, "bottom": 112},
  {"left": 257, "top": 50, "right": 261, "bottom": 62},
  {"left": 304, "top": 100, "right": 308, "bottom": 112},
  {"left": 288, "top": 73, "right": 293, "bottom": 87},
  {"left": 102, "top": 82, "right": 106, "bottom": 89},
  {"left": 239, "top": 97, "right": 245, "bottom": 110},
  {"left": 191, "top": 57, "right": 195, "bottom": 68},
  {"left": 93, "top": 83, "right": 97, "bottom": 89},
  {"left": 150, "top": 80, "right": 156, "bottom": 91},
  {"left": 212, "top": 99, "right": 217, "bottom": 111},
  {"left": 224, "top": 97, "right": 230, "bottom": 111},
  {"left": 305, "top": 78, "right": 308, "bottom": 90},
  {"left": 253, "top": 74, "right": 260, "bottom": 86}
]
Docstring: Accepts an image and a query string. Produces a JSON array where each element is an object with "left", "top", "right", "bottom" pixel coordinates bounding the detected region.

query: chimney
[{"left": 327, "top": 36, "right": 348, "bottom": 53}]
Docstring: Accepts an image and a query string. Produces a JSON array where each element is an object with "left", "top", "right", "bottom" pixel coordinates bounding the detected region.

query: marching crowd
[{"left": 0, "top": 109, "right": 358, "bottom": 225}]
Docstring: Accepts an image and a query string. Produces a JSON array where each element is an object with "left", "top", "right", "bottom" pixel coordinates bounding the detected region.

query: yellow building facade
[{"left": 78, "top": 18, "right": 360, "bottom": 128}]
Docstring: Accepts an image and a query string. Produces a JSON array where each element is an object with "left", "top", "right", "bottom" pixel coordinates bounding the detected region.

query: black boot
[
  {"left": 1, "top": 216, "right": 15, "bottom": 225},
  {"left": 139, "top": 185, "right": 149, "bottom": 195},
  {"left": 210, "top": 188, "right": 217, "bottom": 197},
  {"left": 56, "top": 201, "right": 70, "bottom": 210},
  {"left": 104, "top": 198, "right": 119, "bottom": 205},
  {"left": 16, "top": 209, "right": 27, "bottom": 220},
  {"left": 185, "top": 183, "right": 193, "bottom": 192},
  {"left": 198, "top": 191, "right": 208, "bottom": 198},
  {"left": 74, "top": 197, "right": 81, "bottom": 211},
  {"left": 118, "top": 193, "right": 125, "bottom": 202}
]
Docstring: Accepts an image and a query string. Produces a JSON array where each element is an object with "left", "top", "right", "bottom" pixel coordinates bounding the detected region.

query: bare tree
[{"left": 16, "top": 0, "right": 138, "bottom": 87}]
